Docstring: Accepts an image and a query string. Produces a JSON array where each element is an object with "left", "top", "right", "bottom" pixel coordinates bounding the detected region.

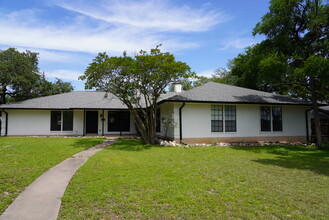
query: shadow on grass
[
  {"left": 105, "top": 138, "right": 160, "bottom": 151},
  {"left": 72, "top": 138, "right": 105, "bottom": 150},
  {"left": 231, "top": 145, "right": 329, "bottom": 177}
]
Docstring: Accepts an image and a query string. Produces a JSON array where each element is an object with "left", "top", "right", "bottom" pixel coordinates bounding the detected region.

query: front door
[{"left": 86, "top": 111, "right": 98, "bottom": 134}]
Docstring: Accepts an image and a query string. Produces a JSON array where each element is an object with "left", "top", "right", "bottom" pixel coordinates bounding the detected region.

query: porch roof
[{"left": 0, "top": 91, "right": 127, "bottom": 110}]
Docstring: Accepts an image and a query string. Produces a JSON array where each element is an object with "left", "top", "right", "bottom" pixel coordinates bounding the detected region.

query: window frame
[
  {"left": 50, "top": 110, "right": 74, "bottom": 132},
  {"left": 50, "top": 111, "right": 62, "bottom": 131},
  {"left": 211, "top": 105, "right": 223, "bottom": 132},
  {"left": 272, "top": 106, "right": 283, "bottom": 132},
  {"left": 225, "top": 105, "right": 237, "bottom": 132},
  {"left": 260, "top": 106, "right": 283, "bottom": 132},
  {"left": 63, "top": 111, "right": 74, "bottom": 131},
  {"left": 211, "top": 105, "right": 237, "bottom": 133}
]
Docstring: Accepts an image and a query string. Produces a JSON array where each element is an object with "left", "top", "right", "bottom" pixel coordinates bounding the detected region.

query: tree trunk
[
  {"left": 147, "top": 106, "right": 156, "bottom": 145},
  {"left": 129, "top": 106, "right": 157, "bottom": 145},
  {"left": 310, "top": 78, "right": 322, "bottom": 145}
]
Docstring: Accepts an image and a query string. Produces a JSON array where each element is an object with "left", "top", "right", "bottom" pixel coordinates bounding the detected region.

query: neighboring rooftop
[
  {"left": 164, "top": 82, "right": 311, "bottom": 105},
  {"left": 0, "top": 82, "right": 312, "bottom": 109}
]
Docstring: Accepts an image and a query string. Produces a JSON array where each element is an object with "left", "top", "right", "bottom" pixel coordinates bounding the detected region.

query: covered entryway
[{"left": 86, "top": 111, "right": 98, "bottom": 134}]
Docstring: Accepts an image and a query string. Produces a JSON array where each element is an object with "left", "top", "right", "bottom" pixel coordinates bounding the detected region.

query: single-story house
[{"left": 0, "top": 82, "right": 313, "bottom": 144}]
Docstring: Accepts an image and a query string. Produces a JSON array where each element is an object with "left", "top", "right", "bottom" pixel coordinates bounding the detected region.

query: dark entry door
[{"left": 86, "top": 111, "right": 98, "bottom": 134}]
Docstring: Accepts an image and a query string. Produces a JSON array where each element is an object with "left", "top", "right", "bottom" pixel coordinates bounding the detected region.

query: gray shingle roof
[
  {"left": 0, "top": 82, "right": 311, "bottom": 109},
  {"left": 0, "top": 91, "right": 127, "bottom": 109},
  {"left": 164, "top": 82, "right": 311, "bottom": 105}
]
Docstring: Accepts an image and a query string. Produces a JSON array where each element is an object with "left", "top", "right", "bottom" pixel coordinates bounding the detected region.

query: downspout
[
  {"left": 101, "top": 109, "right": 105, "bottom": 136},
  {"left": 83, "top": 109, "right": 86, "bottom": 136},
  {"left": 305, "top": 108, "right": 311, "bottom": 143},
  {"left": 179, "top": 102, "right": 186, "bottom": 144},
  {"left": 2, "top": 109, "right": 8, "bottom": 136}
]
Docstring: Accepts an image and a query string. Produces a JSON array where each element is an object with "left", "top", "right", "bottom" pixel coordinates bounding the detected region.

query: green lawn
[
  {"left": 58, "top": 139, "right": 329, "bottom": 219},
  {"left": 0, "top": 137, "right": 105, "bottom": 214}
]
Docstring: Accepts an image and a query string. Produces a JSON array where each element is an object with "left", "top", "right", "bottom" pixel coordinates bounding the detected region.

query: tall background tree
[
  {"left": 80, "top": 45, "right": 194, "bottom": 144},
  {"left": 227, "top": 0, "right": 329, "bottom": 145},
  {"left": 0, "top": 48, "right": 74, "bottom": 104}
]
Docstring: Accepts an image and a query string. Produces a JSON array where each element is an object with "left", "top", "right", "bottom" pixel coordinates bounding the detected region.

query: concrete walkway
[{"left": 0, "top": 138, "right": 116, "bottom": 220}]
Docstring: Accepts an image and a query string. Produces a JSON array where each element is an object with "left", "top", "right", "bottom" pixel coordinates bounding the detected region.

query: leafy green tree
[
  {"left": 168, "top": 76, "right": 211, "bottom": 92},
  {"left": 0, "top": 48, "right": 74, "bottom": 103},
  {"left": 212, "top": 66, "right": 238, "bottom": 86},
  {"left": 50, "top": 78, "right": 74, "bottom": 95},
  {"left": 229, "top": 0, "right": 328, "bottom": 144},
  {"left": 0, "top": 48, "right": 39, "bottom": 104},
  {"left": 36, "top": 74, "right": 74, "bottom": 97},
  {"left": 80, "top": 45, "right": 194, "bottom": 144}
]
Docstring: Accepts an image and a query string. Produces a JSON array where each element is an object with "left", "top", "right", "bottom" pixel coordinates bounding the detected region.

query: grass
[
  {"left": 58, "top": 139, "right": 329, "bottom": 219},
  {"left": 0, "top": 136, "right": 105, "bottom": 214}
]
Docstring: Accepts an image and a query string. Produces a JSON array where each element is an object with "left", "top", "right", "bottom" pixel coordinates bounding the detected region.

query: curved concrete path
[{"left": 0, "top": 138, "right": 116, "bottom": 220}]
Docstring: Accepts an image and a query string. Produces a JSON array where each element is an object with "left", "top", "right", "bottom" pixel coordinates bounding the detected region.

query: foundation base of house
[{"left": 176, "top": 136, "right": 307, "bottom": 144}]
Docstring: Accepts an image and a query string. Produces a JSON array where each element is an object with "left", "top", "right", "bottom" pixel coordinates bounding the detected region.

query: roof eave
[{"left": 158, "top": 99, "right": 312, "bottom": 106}]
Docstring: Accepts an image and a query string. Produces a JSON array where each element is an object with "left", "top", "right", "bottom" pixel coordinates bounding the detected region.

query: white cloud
[
  {"left": 218, "top": 38, "right": 256, "bottom": 51},
  {"left": 6, "top": 46, "right": 88, "bottom": 64},
  {"left": 45, "top": 69, "right": 82, "bottom": 81},
  {"left": 0, "top": 1, "right": 227, "bottom": 54},
  {"left": 197, "top": 69, "right": 215, "bottom": 78},
  {"left": 55, "top": 0, "right": 228, "bottom": 32}
]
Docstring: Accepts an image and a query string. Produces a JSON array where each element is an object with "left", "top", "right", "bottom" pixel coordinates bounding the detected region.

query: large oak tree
[
  {"left": 0, "top": 48, "right": 74, "bottom": 104},
  {"left": 230, "top": 0, "right": 329, "bottom": 145},
  {"left": 80, "top": 45, "right": 194, "bottom": 144}
]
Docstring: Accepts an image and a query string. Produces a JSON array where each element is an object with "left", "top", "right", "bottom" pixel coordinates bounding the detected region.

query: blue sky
[{"left": 0, "top": 0, "right": 270, "bottom": 90}]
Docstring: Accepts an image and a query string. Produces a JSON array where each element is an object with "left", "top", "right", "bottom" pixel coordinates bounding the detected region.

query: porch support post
[
  {"left": 83, "top": 109, "right": 86, "bottom": 136},
  {"left": 101, "top": 109, "right": 105, "bottom": 136}
]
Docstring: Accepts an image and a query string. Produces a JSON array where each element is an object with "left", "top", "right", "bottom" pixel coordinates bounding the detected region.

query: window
[
  {"left": 51, "top": 111, "right": 61, "bottom": 131},
  {"left": 211, "top": 105, "right": 223, "bottom": 132},
  {"left": 272, "top": 107, "right": 282, "bottom": 131},
  {"left": 260, "top": 107, "right": 271, "bottom": 131},
  {"left": 260, "top": 106, "right": 282, "bottom": 132},
  {"left": 63, "top": 111, "right": 73, "bottom": 131},
  {"left": 225, "top": 106, "right": 236, "bottom": 132},
  {"left": 108, "top": 111, "right": 130, "bottom": 132},
  {"left": 156, "top": 108, "right": 161, "bottom": 133},
  {"left": 51, "top": 111, "right": 73, "bottom": 131},
  {"left": 212, "top": 105, "right": 237, "bottom": 132}
]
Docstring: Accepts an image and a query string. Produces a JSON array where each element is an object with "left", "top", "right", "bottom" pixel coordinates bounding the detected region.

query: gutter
[
  {"left": 179, "top": 102, "right": 185, "bottom": 144},
  {"left": 157, "top": 99, "right": 313, "bottom": 107}
]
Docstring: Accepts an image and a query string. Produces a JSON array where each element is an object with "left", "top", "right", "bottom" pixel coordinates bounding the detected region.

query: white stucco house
[{"left": 0, "top": 82, "right": 312, "bottom": 144}]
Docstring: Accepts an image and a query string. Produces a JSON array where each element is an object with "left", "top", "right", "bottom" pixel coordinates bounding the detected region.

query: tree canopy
[
  {"left": 81, "top": 45, "right": 194, "bottom": 144},
  {"left": 228, "top": 0, "right": 329, "bottom": 145},
  {"left": 0, "top": 48, "right": 74, "bottom": 104}
]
